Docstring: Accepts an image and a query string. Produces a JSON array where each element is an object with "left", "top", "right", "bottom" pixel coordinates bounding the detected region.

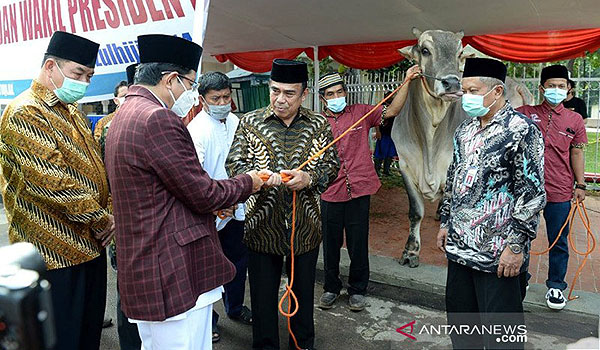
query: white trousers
[{"left": 136, "top": 304, "right": 213, "bottom": 350}]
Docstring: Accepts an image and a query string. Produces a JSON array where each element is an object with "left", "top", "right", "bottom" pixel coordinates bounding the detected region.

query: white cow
[{"left": 391, "top": 28, "right": 531, "bottom": 267}]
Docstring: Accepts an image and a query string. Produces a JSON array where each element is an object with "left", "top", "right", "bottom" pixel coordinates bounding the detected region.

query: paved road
[{"left": 0, "top": 204, "right": 592, "bottom": 349}]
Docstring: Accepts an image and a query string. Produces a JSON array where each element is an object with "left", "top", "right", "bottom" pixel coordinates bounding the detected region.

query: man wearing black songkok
[
  {"left": 0, "top": 31, "right": 113, "bottom": 350},
  {"left": 105, "top": 34, "right": 264, "bottom": 350},
  {"left": 517, "top": 65, "right": 587, "bottom": 311},
  {"left": 438, "top": 58, "right": 546, "bottom": 349},
  {"left": 227, "top": 59, "right": 339, "bottom": 350}
]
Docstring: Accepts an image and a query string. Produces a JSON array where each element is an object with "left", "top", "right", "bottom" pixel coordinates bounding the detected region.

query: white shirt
[{"left": 187, "top": 109, "right": 245, "bottom": 230}]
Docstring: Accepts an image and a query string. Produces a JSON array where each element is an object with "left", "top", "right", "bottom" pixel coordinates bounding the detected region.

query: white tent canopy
[{"left": 203, "top": 0, "right": 599, "bottom": 56}]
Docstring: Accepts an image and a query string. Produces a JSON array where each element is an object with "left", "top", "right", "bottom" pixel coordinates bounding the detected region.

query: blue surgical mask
[
  {"left": 327, "top": 96, "right": 347, "bottom": 113},
  {"left": 51, "top": 65, "right": 89, "bottom": 104},
  {"left": 461, "top": 87, "right": 498, "bottom": 117},
  {"left": 543, "top": 87, "right": 567, "bottom": 105},
  {"left": 207, "top": 103, "right": 231, "bottom": 120}
]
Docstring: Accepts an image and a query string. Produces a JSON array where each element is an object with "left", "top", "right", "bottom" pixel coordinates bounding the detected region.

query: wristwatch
[
  {"left": 575, "top": 183, "right": 587, "bottom": 190},
  {"left": 508, "top": 243, "right": 522, "bottom": 254}
]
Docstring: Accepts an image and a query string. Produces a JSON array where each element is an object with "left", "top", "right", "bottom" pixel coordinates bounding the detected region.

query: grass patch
[
  {"left": 585, "top": 131, "right": 600, "bottom": 174},
  {"left": 379, "top": 171, "right": 405, "bottom": 189}
]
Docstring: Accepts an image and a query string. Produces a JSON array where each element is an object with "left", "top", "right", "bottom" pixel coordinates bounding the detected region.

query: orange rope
[
  {"left": 531, "top": 200, "right": 596, "bottom": 301},
  {"left": 217, "top": 174, "right": 292, "bottom": 218}
]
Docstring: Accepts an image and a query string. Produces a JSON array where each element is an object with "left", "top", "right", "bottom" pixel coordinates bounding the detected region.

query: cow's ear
[
  {"left": 455, "top": 30, "right": 464, "bottom": 40},
  {"left": 412, "top": 27, "right": 422, "bottom": 38},
  {"left": 399, "top": 45, "right": 416, "bottom": 61}
]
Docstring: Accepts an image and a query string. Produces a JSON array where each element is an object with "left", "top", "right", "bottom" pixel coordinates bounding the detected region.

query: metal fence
[{"left": 305, "top": 68, "right": 600, "bottom": 188}]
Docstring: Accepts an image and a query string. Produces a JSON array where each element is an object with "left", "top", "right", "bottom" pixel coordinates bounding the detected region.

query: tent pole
[{"left": 313, "top": 46, "right": 320, "bottom": 112}]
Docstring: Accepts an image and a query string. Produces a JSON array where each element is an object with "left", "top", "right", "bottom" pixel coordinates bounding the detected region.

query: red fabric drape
[
  {"left": 214, "top": 28, "right": 600, "bottom": 73},
  {"left": 315, "top": 40, "right": 414, "bottom": 69},
  {"left": 464, "top": 28, "right": 600, "bottom": 63},
  {"left": 214, "top": 48, "right": 306, "bottom": 73}
]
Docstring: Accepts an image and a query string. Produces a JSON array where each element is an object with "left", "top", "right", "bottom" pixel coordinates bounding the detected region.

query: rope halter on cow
[{"left": 418, "top": 72, "right": 443, "bottom": 99}]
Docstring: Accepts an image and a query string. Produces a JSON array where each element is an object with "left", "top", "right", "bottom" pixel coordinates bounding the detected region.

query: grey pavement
[{"left": 0, "top": 204, "right": 598, "bottom": 349}]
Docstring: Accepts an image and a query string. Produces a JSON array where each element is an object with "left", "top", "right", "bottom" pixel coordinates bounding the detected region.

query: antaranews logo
[{"left": 395, "top": 319, "right": 528, "bottom": 345}]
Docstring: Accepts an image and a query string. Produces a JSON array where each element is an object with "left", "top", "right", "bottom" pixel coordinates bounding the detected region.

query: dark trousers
[
  {"left": 110, "top": 243, "right": 142, "bottom": 350},
  {"left": 544, "top": 201, "right": 571, "bottom": 290},
  {"left": 117, "top": 283, "right": 142, "bottom": 350},
  {"left": 248, "top": 248, "right": 318, "bottom": 350},
  {"left": 446, "top": 260, "right": 526, "bottom": 350},
  {"left": 321, "top": 196, "right": 370, "bottom": 296},
  {"left": 374, "top": 157, "right": 393, "bottom": 176},
  {"left": 213, "top": 220, "right": 248, "bottom": 327},
  {"left": 46, "top": 250, "right": 107, "bottom": 350}
]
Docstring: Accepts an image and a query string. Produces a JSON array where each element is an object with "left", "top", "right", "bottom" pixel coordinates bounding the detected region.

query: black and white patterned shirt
[
  {"left": 439, "top": 102, "right": 546, "bottom": 273},
  {"left": 226, "top": 106, "right": 339, "bottom": 256}
]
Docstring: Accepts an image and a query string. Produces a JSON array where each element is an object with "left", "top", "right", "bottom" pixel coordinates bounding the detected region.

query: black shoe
[
  {"left": 348, "top": 294, "right": 367, "bottom": 312},
  {"left": 229, "top": 305, "right": 252, "bottom": 325},
  {"left": 318, "top": 292, "right": 338, "bottom": 309}
]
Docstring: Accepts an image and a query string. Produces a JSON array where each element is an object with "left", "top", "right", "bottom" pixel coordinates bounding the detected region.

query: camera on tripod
[{"left": 0, "top": 243, "right": 55, "bottom": 350}]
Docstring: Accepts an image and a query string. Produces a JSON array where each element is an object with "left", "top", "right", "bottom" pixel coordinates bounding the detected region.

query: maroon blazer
[{"left": 105, "top": 86, "right": 253, "bottom": 321}]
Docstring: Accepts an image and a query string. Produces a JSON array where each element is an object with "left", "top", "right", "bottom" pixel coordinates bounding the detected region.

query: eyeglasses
[{"left": 161, "top": 71, "right": 199, "bottom": 91}]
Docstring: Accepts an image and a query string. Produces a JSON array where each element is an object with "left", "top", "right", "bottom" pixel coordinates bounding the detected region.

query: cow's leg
[
  {"left": 435, "top": 200, "right": 442, "bottom": 221},
  {"left": 398, "top": 168, "right": 425, "bottom": 268}
]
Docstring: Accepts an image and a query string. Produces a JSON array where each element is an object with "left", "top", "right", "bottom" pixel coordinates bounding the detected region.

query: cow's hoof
[
  {"left": 399, "top": 252, "right": 420, "bottom": 268},
  {"left": 407, "top": 255, "right": 420, "bottom": 268}
]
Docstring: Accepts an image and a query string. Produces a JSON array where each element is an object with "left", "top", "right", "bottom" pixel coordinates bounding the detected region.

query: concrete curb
[{"left": 315, "top": 248, "right": 600, "bottom": 318}]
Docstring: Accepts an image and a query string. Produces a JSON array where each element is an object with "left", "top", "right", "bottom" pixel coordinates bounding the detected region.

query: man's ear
[
  {"left": 163, "top": 72, "right": 178, "bottom": 90},
  {"left": 538, "top": 84, "right": 545, "bottom": 95},
  {"left": 496, "top": 85, "right": 504, "bottom": 97},
  {"left": 301, "top": 87, "right": 309, "bottom": 100}
]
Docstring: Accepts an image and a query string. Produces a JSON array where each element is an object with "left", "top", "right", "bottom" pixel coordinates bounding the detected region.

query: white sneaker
[{"left": 545, "top": 288, "right": 566, "bottom": 310}]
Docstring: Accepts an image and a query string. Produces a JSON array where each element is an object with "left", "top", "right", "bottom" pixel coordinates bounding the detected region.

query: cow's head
[{"left": 400, "top": 28, "right": 472, "bottom": 101}]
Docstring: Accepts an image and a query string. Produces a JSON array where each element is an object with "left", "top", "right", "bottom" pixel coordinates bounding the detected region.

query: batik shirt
[
  {"left": 226, "top": 106, "right": 339, "bottom": 256},
  {"left": 439, "top": 103, "right": 546, "bottom": 273},
  {"left": 0, "top": 80, "right": 111, "bottom": 269}
]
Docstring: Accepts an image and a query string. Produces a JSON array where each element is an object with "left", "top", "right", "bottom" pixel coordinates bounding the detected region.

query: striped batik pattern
[{"left": 227, "top": 106, "right": 339, "bottom": 256}]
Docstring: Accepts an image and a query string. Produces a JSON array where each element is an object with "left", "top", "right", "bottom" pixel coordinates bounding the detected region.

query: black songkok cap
[
  {"left": 45, "top": 31, "right": 99, "bottom": 68},
  {"left": 126, "top": 63, "right": 138, "bottom": 85},
  {"left": 462, "top": 58, "right": 507, "bottom": 83},
  {"left": 270, "top": 59, "right": 308, "bottom": 83},
  {"left": 138, "top": 34, "right": 202, "bottom": 72},
  {"left": 540, "top": 65, "right": 569, "bottom": 85}
]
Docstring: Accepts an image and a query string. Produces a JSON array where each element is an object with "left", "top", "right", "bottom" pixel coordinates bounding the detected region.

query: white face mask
[
  {"left": 117, "top": 97, "right": 125, "bottom": 106},
  {"left": 168, "top": 76, "right": 198, "bottom": 118}
]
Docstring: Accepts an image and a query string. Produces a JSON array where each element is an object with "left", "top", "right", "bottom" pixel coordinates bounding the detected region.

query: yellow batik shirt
[{"left": 0, "top": 80, "right": 111, "bottom": 269}]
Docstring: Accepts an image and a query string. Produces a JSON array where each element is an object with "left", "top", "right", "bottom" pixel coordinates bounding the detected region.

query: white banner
[{"left": 0, "top": 0, "right": 209, "bottom": 104}]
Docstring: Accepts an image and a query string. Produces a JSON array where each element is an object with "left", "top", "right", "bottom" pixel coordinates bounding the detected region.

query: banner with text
[{"left": 0, "top": 0, "right": 208, "bottom": 104}]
